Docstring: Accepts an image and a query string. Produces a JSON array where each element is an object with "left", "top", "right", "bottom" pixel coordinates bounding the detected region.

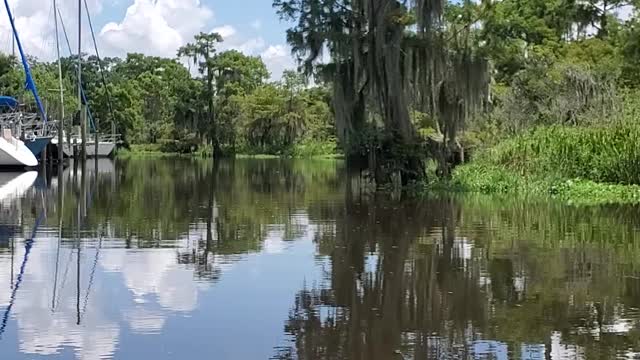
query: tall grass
[{"left": 478, "top": 124, "right": 640, "bottom": 185}]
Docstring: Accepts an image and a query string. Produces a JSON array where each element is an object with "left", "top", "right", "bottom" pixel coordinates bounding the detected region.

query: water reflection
[
  {"left": 275, "top": 194, "right": 640, "bottom": 360},
  {"left": 1, "top": 158, "right": 640, "bottom": 359},
  {"left": 0, "top": 158, "right": 341, "bottom": 360},
  {"left": 0, "top": 172, "right": 38, "bottom": 244}
]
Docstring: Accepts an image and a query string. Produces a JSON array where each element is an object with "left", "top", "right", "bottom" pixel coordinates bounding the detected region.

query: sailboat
[
  {"left": 51, "top": 108, "right": 118, "bottom": 158},
  {"left": 0, "top": 130, "right": 38, "bottom": 167},
  {"left": 55, "top": 137, "right": 117, "bottom": 158},
  {"left": 0, "top": 98, "right": 38, "bottom": 167},
  {"left": 23, "top": 126, "right": 54, "bottom": 158},
  {"left": 1, "top": 0, "right": 52, "bottom": 164}
]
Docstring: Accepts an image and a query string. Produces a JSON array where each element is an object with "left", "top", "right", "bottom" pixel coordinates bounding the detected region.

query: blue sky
[
  {"left": 98, "top": 0, "right": 294, "bottom": 78},
  {"left": 2, "top": 0, "right": 636, "bottom": 81},
  {"left": 97, "top": 0, "right": 290, "bottom": 50},
  {"left": 1, "top": 0, "right": 296, "bottom": 79}
]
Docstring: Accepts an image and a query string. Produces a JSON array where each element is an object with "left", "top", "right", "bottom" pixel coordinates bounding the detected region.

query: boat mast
[
  {"left": 78, "top": 0, "right": 87, "bottom": 160},
  {"left": 84, "top": 0, "right": 117, "bottom": 148},
  {"left": 11, "top": 12, "right": 14, "bottom": 58},
  {"left": 83, "top": 0, "right": 99, "bottom": 157},
  {"left": 54, "top": 0, "right": 65, "bottom": 164},
  {"left": 2, "top": 0, "right": 48, "bottom": 124}
]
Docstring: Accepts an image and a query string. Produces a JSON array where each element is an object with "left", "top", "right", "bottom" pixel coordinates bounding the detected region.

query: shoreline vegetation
[
  {"left": 119, "top": 120, "right": 640, "bottom": 206},
  {"left": 117, "top": 143, "right": 342, "bottom": 160},
  {"left": 449, "top": 121, "right": 640, "bottom": 206},
  {"left": 450, "top": 165, "right": 640, "bottom": 206},
  {"left": 4, "top": 0, "right": 640, "bottom": 206}
]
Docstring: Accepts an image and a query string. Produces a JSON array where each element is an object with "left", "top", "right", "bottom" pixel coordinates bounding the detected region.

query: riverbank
[
  {"left": 449, "top": 124, "right": 640, "bottom": 205},
  {"left": 117, "top": 143, "right": 342, "bottom": 160},
  {"left": 450, "top": 164, "right": 640, "bottom": 205}
]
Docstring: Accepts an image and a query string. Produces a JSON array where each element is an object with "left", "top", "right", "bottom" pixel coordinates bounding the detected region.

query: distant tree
[{"left": 178, "top": 32, "right": 224, "bottom": 155}]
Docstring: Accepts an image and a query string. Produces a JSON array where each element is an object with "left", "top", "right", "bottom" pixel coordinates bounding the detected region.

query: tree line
[
  {"left": 2, "top": 0, "right": 640, "bottom": 180},
  {"left": 0, "top": 37, "right": 335, "bottom": 157},
  {"left": 274, "top": 0, "right": 640, "bottom": 184}
]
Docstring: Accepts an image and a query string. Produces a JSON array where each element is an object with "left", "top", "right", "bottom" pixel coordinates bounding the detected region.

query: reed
[{"left": 479, "top": 124, "right": 640, "bottom": 185}]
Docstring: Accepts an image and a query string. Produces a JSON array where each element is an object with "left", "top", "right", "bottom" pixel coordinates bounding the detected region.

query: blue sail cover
[
  {"left": 3, "top": 0, "right": 48, "bottom": 123},
  {"left": 0, "top": 96, "right": 18, "bottom": 108}
]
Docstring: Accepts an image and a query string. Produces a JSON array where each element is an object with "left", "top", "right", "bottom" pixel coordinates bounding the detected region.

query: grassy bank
[
  {"left": 117, "top": 144, "right": 192, "bottom": 158},
  {"left": 117, "top": 142, "right": 342, "bottom": 159},
  {"left": 450, "top": 124, "right": 640, "bottom": 205}
]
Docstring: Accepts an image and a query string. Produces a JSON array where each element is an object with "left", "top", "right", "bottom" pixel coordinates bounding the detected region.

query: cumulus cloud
[
  {"left": 261, "top": 45, "right": 297, "bottom": 80},
  {"left": 212, "top": 25, "right": 237, "bottom": 40},
  {"left": 99, "top": 0, "right": 213, "bottom": 57},
  {"left": 0, "top": 0, "right": 297, "bottom": 80},
  {"left": 0, "top": 0, "right": 103, "bottom": 59},
  {"left": 211, "top": 25, "right": 295, "bottom": 80},
  {"left": 211, "top": 24, "right": 266, "bottom": 61}
]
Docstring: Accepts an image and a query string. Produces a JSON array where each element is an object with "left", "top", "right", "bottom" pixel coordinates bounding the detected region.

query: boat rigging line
[
  {"left": 56, "top": 7, "right": 96, "bottom": 133},
  {"left": 83, "top": 0, "right": 116, "bottom": 135}
]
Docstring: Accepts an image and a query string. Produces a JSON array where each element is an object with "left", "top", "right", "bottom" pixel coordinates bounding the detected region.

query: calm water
[{"left": 1, "top": 158, "right": 640, "bottom": 359}]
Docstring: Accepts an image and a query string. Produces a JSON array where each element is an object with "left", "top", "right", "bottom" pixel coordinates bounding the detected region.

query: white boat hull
[
  {"left": 0, "top": 137, "right": 39, "bottom": 167},
  {"left": 70, "top": 142, "right": 116, "bottom": 158},
  {"left": 53, "top": 140, "right": 116, "bottom": 158}
]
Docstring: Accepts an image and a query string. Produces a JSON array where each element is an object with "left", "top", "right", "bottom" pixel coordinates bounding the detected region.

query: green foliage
[
  {"left": 452, "top": 163, "right": 522, "bottom": 194},
  {"left": 452, "top": 162, "right": 640, "bottom": 205},
  {"left": 484, "top": 63, "right": 619, "bottom": 133},
  {"left": 213, "top": 50, "right": 270, "bottom": 97},
  {"left": 451, "top": 118, "right": 640, "bottom": 205},
  {"left": 620, "top": 14, "right": 640, "bottom": 86},
  {"left": 233, "top": 82, "right": 335, "bottom": 156},
  {"left": 0, "top": 31, "right": 336, "bottom": 158},
  {"left": 480, "top": 124, "right": 640, "bottom": 184}
]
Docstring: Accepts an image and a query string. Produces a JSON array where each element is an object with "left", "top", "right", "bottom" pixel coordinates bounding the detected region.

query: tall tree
[
  {"left": 178, "top": 32, "right": 224, "bottom": 155},
  {"left": 274, "top": 0, "right": 490, "bottom": 183},
  {"left": 211, "top": 50, "right": 270, "bottom": 97}
]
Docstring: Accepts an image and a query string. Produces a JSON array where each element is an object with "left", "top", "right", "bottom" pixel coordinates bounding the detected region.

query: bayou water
[{"left": 0, "top": 158, "right": 639, "bottom": 359}]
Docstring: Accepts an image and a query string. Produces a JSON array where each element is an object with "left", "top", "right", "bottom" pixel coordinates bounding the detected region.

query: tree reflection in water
[
  {"left": 275, "top": 188, "right": 640, "bottom": 360},
  {"left": 3, "top": 158, "right": 640, "bottom": 359}
]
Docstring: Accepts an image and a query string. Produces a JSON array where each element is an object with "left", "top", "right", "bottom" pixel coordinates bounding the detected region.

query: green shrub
[
  {"left": 452, "top": 163, "right": 522, "bottom": 193},
  {"left": 159, "top": 139, "right": 200, "bottom": 154},
  {"left": 288, "top": 138, "right": 338, "bottom": 158}
]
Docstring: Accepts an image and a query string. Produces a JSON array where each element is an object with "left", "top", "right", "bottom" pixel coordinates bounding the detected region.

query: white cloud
[
  {"left": 0, "top": 0, "right": 104, "bottom": 60},
  {"left": 0, "top": 0, "right": 297, "bottom": 80},
  {"left": 212, "top": 25, "right": 237, "bottom": 40},
  {"left": 210, "top": 25, "right": 296, "bottom": 80},
  {"left": 231, "top": 37, "right": 267, "bottom": 55},
  {"left": 261, "top": 45, "right": 297, "bottom": 80},
  {"left": 99, "top": 0, "right": 213, "bottom": 57},
  {"left": 213, "top": 24, "right": 265, "bottom": 55}
]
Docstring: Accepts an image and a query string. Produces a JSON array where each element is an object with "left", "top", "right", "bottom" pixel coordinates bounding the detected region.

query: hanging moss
[{"left": 274, "top": 0, "right": 491, "bottom": 185}]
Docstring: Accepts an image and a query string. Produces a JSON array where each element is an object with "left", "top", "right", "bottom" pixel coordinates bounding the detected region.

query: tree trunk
[
  {"left": 207, "top": 71, "right": 220, "bottom": 157},
  {"left": 598, "top": 1, "right": 609, "bottom": 38},
  {"left": 368, "top": 0, "right": 425, "bottom": 185}
]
